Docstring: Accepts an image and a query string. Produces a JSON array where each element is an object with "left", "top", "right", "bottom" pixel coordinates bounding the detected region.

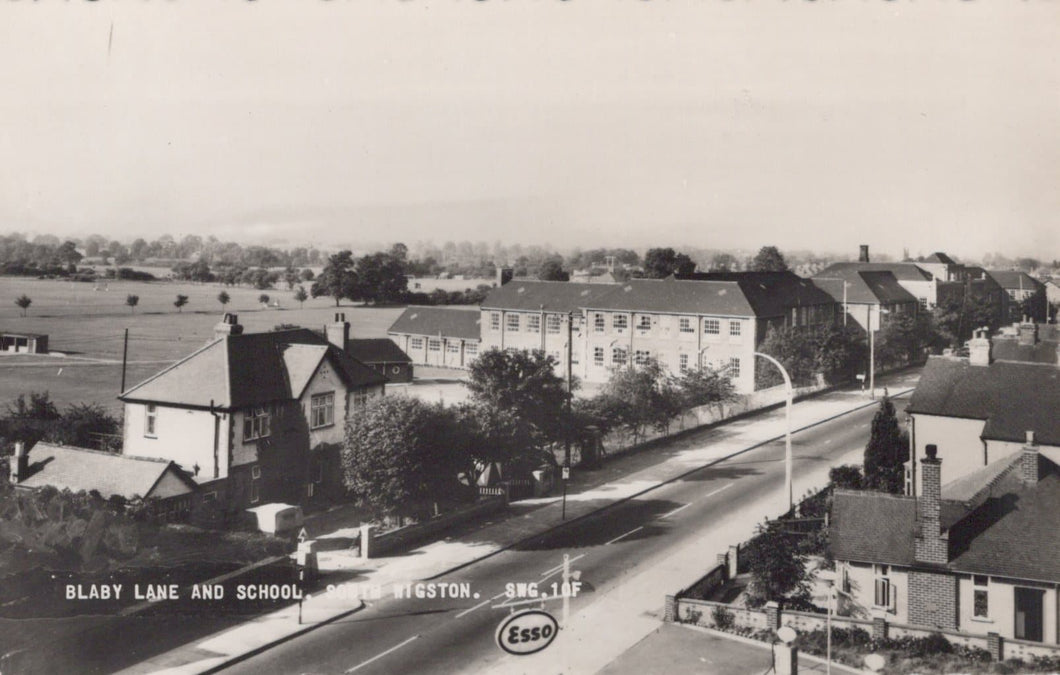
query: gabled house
[
  {"left": 119, "top": 314, "right": 387, "bottom": 514},
  {"left": 813, "top": 269, "right": 920, "bottom": 332},
  {"left": 346, "top": 338, "right": 414, "bottom": 383},
  {"left": 831, "top": 439, "right": 1060, "bottom": 646},
  {"left": 987, "top": 270, "right": 1048, "bottom": 323}
]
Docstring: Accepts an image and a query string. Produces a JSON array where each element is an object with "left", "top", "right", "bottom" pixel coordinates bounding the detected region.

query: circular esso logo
[{"left": 495, "top": 609, "right": 559, "bottom": 655}]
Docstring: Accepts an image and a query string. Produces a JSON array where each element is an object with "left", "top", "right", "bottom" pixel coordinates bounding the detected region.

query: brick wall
[{"left": 908, "top": 570, "right": 958, "bottom": 630}]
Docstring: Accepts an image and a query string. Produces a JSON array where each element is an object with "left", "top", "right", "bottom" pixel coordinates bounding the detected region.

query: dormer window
[{"left": 243, "top": 406, "right": 272, "bottom": 442}]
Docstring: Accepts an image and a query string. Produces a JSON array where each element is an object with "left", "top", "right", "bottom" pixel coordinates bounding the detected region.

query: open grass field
[{"left": 0, "top": 276, "right": 407, "bottom": 414}]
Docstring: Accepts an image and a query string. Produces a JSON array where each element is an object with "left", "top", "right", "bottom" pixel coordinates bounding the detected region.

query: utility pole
[
  {"left": 565, "top": 310, "right": 573, "bottom": 469},
  {"left": 120, "top": 328, "right": 129, "bottom": 392}
]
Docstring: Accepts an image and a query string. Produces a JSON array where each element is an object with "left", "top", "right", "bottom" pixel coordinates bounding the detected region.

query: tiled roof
[
  {"left": 814, "top": 270, "right": 918, "bottom": 305},
  {"left": 17, "top": 443, "right": 196, "bottom": 500},
  {"left": 675, "top": 272, "right": 837, "bottom": 317},
  {"left": 991, "top": 328, "right": 1059, "bottom": 365},
  {"left": 387, "top": 306, "right": 481, "bottom": 340},
  {"left": 480, "top": 281, "right": 621, "bottom": 313},
  {"left": 816, "top": 262, "right": 933, "bottom": 283},
  {"left": 346, "top": 338, "right": 412, "bottom": 364},
  {"left": 584, "top": 279, "right": 757, "bottom": 317},
  {"left": 907, "top": 357, "right": 1060, "bottom": 446},
  {"left": 120, "top": 329, "right": 386, "bottom": 409},
  {"left": 986, "top": 270, "right": 1046, "bottom": 292},
  {"left": 924, "top": 252, "right": 958, "bottom": 265}
]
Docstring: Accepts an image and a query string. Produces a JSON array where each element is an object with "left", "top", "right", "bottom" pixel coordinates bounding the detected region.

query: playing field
[{"left": 0, "top": 277, "right": 408, "bottom": 414}]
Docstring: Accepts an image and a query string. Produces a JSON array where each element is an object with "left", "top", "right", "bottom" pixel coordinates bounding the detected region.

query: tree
[
  {"left": 643, "top": 248, "right": 696, "bottom": 278},
  {"left": 356, "top": 252, "right": 408, "bottom": 304},
  {"left": 217, "top": 290, "right": 230, "bottom": 308},
  {"left": 537, "top": 256, "right": 570, "bottom": 282},
  {"left": 829, "top": 465, "right": 864, "bottom": 491},
  {"left": 591, "top": 357, "right": 684, "bottom": 442},
  {"left": 294, "top": 285, "right": 308, "bottom": 308},
  {"left": 811, "top": 325, "right": 867, "bottom": 385},
  {"left": 750, "top": 246, "right": 789, "bottom": 272},
  {"left": 743, "top": 519, "right": 812, "bottom": 608},
  {"left": 341, "top": 396, "right": 474, "bottom": 520},
  {"left": 755, "top": 325, "right": 817, "bottom": 389},
  {"left": 709, "top": 252, "right": 738, "bottom": 272},
  {"left": 283, "top": 267, "right": 299, "bottom": 290},
  {"left": 671, "top": 364, "right": 736, "bottom": 409},
  {"left": 174, "top": 294, "right": 188, "bottom": 313},
  {"left": 465, "top": 348, "right": 569, "bottom": 447},
  {"left": 125, "top": 294, "right": 139, "bottom": 313},
  {"left": 48, "top": 403, "right": 121, "bottom": 451},
  {"left": 258, "top": 293, "right": 271, "bottom": 306},
  {"left": 863, "top": 396, "right": 907, "bottom": 493},
  {"left": 311, "top": 250, "right": 358, "bottom": 306},
  {"left": 15, "top": 294, "right": 31, "bottom": 317}
]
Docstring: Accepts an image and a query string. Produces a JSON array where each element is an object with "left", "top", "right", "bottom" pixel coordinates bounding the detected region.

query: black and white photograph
[{"left": 1, "top": 1, "right": 1059, "bottom": 673}]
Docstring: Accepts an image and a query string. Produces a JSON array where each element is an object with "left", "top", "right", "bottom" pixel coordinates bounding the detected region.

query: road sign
[
  {"left": 297, "top": 527, "right": 309, "bottom": 543},
  {"left": 562, "top": 467, "right": 570, "bottom": 481},
  {"left": 495, "top": 609, "right": 559, "bottom": 656}
]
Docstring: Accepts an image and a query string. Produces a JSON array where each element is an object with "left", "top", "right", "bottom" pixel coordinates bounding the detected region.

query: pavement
[{"left": 116, "top": 371, "right": 918, "bottom": 675}]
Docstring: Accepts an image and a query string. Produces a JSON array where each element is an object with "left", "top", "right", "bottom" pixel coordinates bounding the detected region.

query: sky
[{"left": 1, "top": 1, "right": 1058, "bottom": 261}]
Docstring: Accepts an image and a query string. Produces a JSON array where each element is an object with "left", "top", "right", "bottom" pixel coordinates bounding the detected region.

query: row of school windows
[
  {"left": 589, "top": 348, "right": 740, "bottom": 376},
  {"left": 408, "top": 337, "right": 478, "bottom": 357},
  {"left": 488, "top": 311, "right": 744, "bottom": 337}
]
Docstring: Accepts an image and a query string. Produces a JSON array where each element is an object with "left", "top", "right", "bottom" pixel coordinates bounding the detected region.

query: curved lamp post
[{"left": 754, "top": 351, "right": 793, "bottom": 512}]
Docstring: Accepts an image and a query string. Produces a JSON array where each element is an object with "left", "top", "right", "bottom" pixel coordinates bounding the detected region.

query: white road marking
[
  {"left": 660, "top": 502, "right": 692, "bottom": 519},
  {"left": 606, "top": 526, "right": 644, "bottom": 545},
  {"left": 345, "top": 635, "right": 420, "bottom": 673},
  {"left": 539, "top": 554, "right": 586, "bottom": 577},
  {"left": 703, "top": 483, "right": 734, "bottom": 499},
  {"left": 455, "top": 599, "right": 491, "bottom": 618},
  {"left": 492, "top": 590, "right": 509, "bottom": 600}
]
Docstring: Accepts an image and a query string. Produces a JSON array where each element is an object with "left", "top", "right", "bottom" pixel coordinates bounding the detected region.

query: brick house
[
  {"left": 987, "top": 270, "right": 1048, "bottom": 323},
  {"left": 905, "top": 333, "right": 1060, "bottom": 495},
  {"left": 813, "top": 269, "right": 920, "bottom": 333},
  {"left": 346, "top": 337, "right": 414, "bottom": 383},
  {"left": 119, "top": 314, "right": 386, "bottom": 516},
  {"left": 831, "top": 439, "right": 1060, "bottom": 646}
]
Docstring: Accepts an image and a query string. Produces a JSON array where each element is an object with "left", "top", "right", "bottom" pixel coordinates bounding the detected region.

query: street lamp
[
  {"left": 817, "top": 569, "right": 838, "bottom": 675},
  {"left": 754, "top": 351, "right": 793, "bottom": 512},
  {"left": 869, "top": 306, "right": 891, "bottom": 400}
]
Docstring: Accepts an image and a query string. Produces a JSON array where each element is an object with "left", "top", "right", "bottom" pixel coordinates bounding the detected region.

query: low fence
[{"left": 366, "top": 497, "right": 506, "bottom": 558}]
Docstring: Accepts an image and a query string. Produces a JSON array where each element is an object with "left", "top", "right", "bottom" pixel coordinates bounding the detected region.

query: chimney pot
[
  {"left": 1021, "top": 431, "right": 1040, "bottom": 485},
  {"left": 1026, "top": 430, "right": 1036, "bottom": 445},
  {"left": 213, "top": 313, "right": 243, "bottom": 339},
  {"left": 11, "top": 441, "right": 28, "bottom": 484},
  {"left": 859, "top": 245, "right": 870, "bottom": 263},
  {"left": 925, "top": 444, "right": 938, "bottom": 460}
]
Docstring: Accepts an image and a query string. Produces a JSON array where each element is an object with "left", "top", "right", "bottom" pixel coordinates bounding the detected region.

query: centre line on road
[
  {"left": 660, "top": 502, "right": 692, "bottom": 519},
  {"left": 606, "top": 526, "right": 644, "bottom": 545},
  {"left": 703, "top": 482, "right": 734, "bottom": 499},
  {"left": 345, "top": 635, "right": 420, "bottom": 673},
  {"left": 455, "top": 599, "right": 491, "bottom": 618}
]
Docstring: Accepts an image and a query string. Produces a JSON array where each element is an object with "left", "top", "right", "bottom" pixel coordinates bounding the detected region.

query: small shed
[
  {"left": 1, "top": 331, "right": 48, "bottom": 354},
  {"left": 246, "top": 503, "right": 304, "bottom": 535},
  {"left": 346, "top": 338, "right": 414, "bottom": 383}
]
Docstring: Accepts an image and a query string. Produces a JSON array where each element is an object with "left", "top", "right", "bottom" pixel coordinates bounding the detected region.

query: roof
[
  {"left": 924, "top": 252, "right": 958, "bottom": 265},
  {"left": 986, "top": 270, "right": 1046, "bottom": 292},
  {"left": 814, "top": 270, "right": 918, "bottom": 305},
  {"left": 480, "top": 281, "right": 621, "bottom": 313},
  {"left": 816, "top": 262, "right": 932, "bottom": 283},
  {"left": 346, "top": 338, "right": 412, "bottom": 364},
  {"left": 17, "top": 443, "right": 196, "bottom": 500},
  {"left": 120, "top": 329, "right": 386, "bottom": 409},
  {"left": 907, "top": 357, "right": 1060, "bottom": 446},
  {"left": 585, "top": 279, "right": 757, "bottom": 316},
  {"left": 387, "top": 306, "right": 481, "bottom": 340},
  {"left": 0, "top": 330, "right": 48, "bottom": 338},
  {"left": 673, "top": 272, "right": 837, "bottom": 316},
  {"left": 991, "top": 325, "right": 1059, "bottom": 365}
]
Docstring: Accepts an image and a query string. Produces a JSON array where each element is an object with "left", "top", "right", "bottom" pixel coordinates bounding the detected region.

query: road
[{"left": 221, "top": 395, "right": 909, "bottom": 675}]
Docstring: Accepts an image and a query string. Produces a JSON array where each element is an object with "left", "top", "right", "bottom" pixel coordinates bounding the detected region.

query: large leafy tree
[
  {"left": 933, "top": 293, "right": 1001, "bottom": 348},
  {"left": 341, "top": 396, "right": 474, "bottom": 520},
  {"left": 743, "top": 519, "right": 813, "bottom": 608},
  {"left": 642, "top": 248, "right": 696, "bottom": 278},
  {"left": 749, "top": 245, "right": 789, "bottom": 272},
  {"left": 465, "top": 348, "right": 569, "bottom": 447},
  {"left": 863, "top": 396, "right": 907, "bottom": 493},
  {"left": 537, "top": 256, "right": 569, "bottom": 282},
  {"left": 755, "top": 325, "right": 817, "bottom": 389},
  {"left": 593, "top": 358, "right": 684, "bottom": 442},
  {"left": 670, "top": 364, "right": 736, "bottom": 409},
  {"left": 311, "top": 250, "right": 359, "bottom": 306},
  {"left": 355, "top": 252, "right": 407, "bottom": 304}
]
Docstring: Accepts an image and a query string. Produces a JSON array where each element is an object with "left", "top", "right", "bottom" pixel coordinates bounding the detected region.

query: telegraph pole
[
  {"left": 120, "top": 328, "right": 129, "bottom": 392},
  {"left": 565, "top": 310, "right": 573, "bottom": 469}
]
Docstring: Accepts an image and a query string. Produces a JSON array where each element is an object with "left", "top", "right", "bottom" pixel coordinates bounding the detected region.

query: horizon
[{"left": 2, "top": 2, "right": 1057, "bottom": 262}]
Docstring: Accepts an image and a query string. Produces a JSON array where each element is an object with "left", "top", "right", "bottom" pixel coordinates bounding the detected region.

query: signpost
[{"left": 561, "top": 465, "right": 569, "bottom": 520}]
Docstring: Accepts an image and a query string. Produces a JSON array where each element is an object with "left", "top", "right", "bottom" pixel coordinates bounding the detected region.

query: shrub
[{"left": 711, "top": 605, "right": 735, "bottom": 630}]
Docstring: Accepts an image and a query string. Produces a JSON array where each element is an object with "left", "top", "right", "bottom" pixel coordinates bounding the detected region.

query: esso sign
[{"left": 495, "top": 609, "right": 559, "bottom": 655}]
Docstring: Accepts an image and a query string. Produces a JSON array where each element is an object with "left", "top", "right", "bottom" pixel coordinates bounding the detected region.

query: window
[
  {"left": 527, "top": 315, "right": 541, "bottom": 333},
  {"left": 465, "top": 342, "right": 478, "bottom": 357},
  {"left": 634, "top": 350, "right": 651, "bottom": 365},
  {"left": 679, "top": 354, "right": 689, "bottom": 373},
  {"left": 973, "top": 575, "right": 989, "bottom": 619},
  {"left": 490, "top": 313, "right": 501, "bottom": 331},
  {"left": 251, "top": 465, "right": 261, "bottom": 479},
  {"left": 728, "top": 357, "right": 741, "bottom": 378},
  {"left": 637, "top": 315, "right": 652, "bottom": 330},
  {"left": 352, "top": 390, "right": 368, "bottom": 411},
  {"left": 547, "top": 315, "right": 562, "bottom": 334},
  {"left": 506, "top": 314, "right": 520, "bottom": 332},
  {"left": 679, "top": 317, "right": 694, "bottom": 333},
  {"left": 410, "top": 337, "right": 424, "bottom": 350},
  {"left": 613, "top": 314, "right": 628, "bottom": 330},
  {"left": 428, "top": 339, "right": 441, "bottom": 352},
  {"left": 703, "top": 318, "right": 721, "bottom": 335},
  {"left": 250, "top": 466, "right": 261, "bottom": 504},
  {"left": 202, "top": 491, "right": 218, "bottom": 503},
  {"left": 243, "top": 406, "right": 271, "bottom": 441},
  {"left": 594, "top": 313, "right": 606, "bottom": 333},
  {"left": 918, "top": 298, "right": 928, "bottom": 310},
  {"left": 310, "top": 392, "right": 335, "bottom": 429},
  {"left": 314, "top": 460, "right": 323, "bottom": 484},
  {"left": 447, "top": 342, "right": 460, "bottom": 354},
  {"left": 593, "top": 347, "right": 604, "bottom": 366},
  {"left": 729, "top": 321, "right": 741, "bottom": 337},
  {"left": 145, "top": 404, "right": 157, "bottom": 437},
  {"left": 612, "top": 347, "right": 627, "bottom": 366},
  {"left": 874, "top": 565, "right": 895, "bottom": 611}
]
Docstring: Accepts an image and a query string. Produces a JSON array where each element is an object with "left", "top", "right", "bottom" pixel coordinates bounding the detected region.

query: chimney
[
  {"left": 914, "top": 444, "right": 948, "bottom": 564},
  {"left": 213, "top": 313, "right": 243, "bottom": 339},
  {"left": 326, "top": 312, "right": 350, "bottom": 350},
  {"left": 495, "top": 267, "right": 513, "bottom": 287},
  {"left": 968, "top": 328, "right": 991, "bottom": 366},
  {"left": 1020, "top": 431, "right": 1040, "bottom": 485},
  {"left": 1017, "top": 321, "right": 1038, "bottom": 347},
  {"left": 10, "top": 441, "right": 27, "bottom": 484},
  {"left": 859, "top": 245, "right": 870, "bottom": 263}
]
